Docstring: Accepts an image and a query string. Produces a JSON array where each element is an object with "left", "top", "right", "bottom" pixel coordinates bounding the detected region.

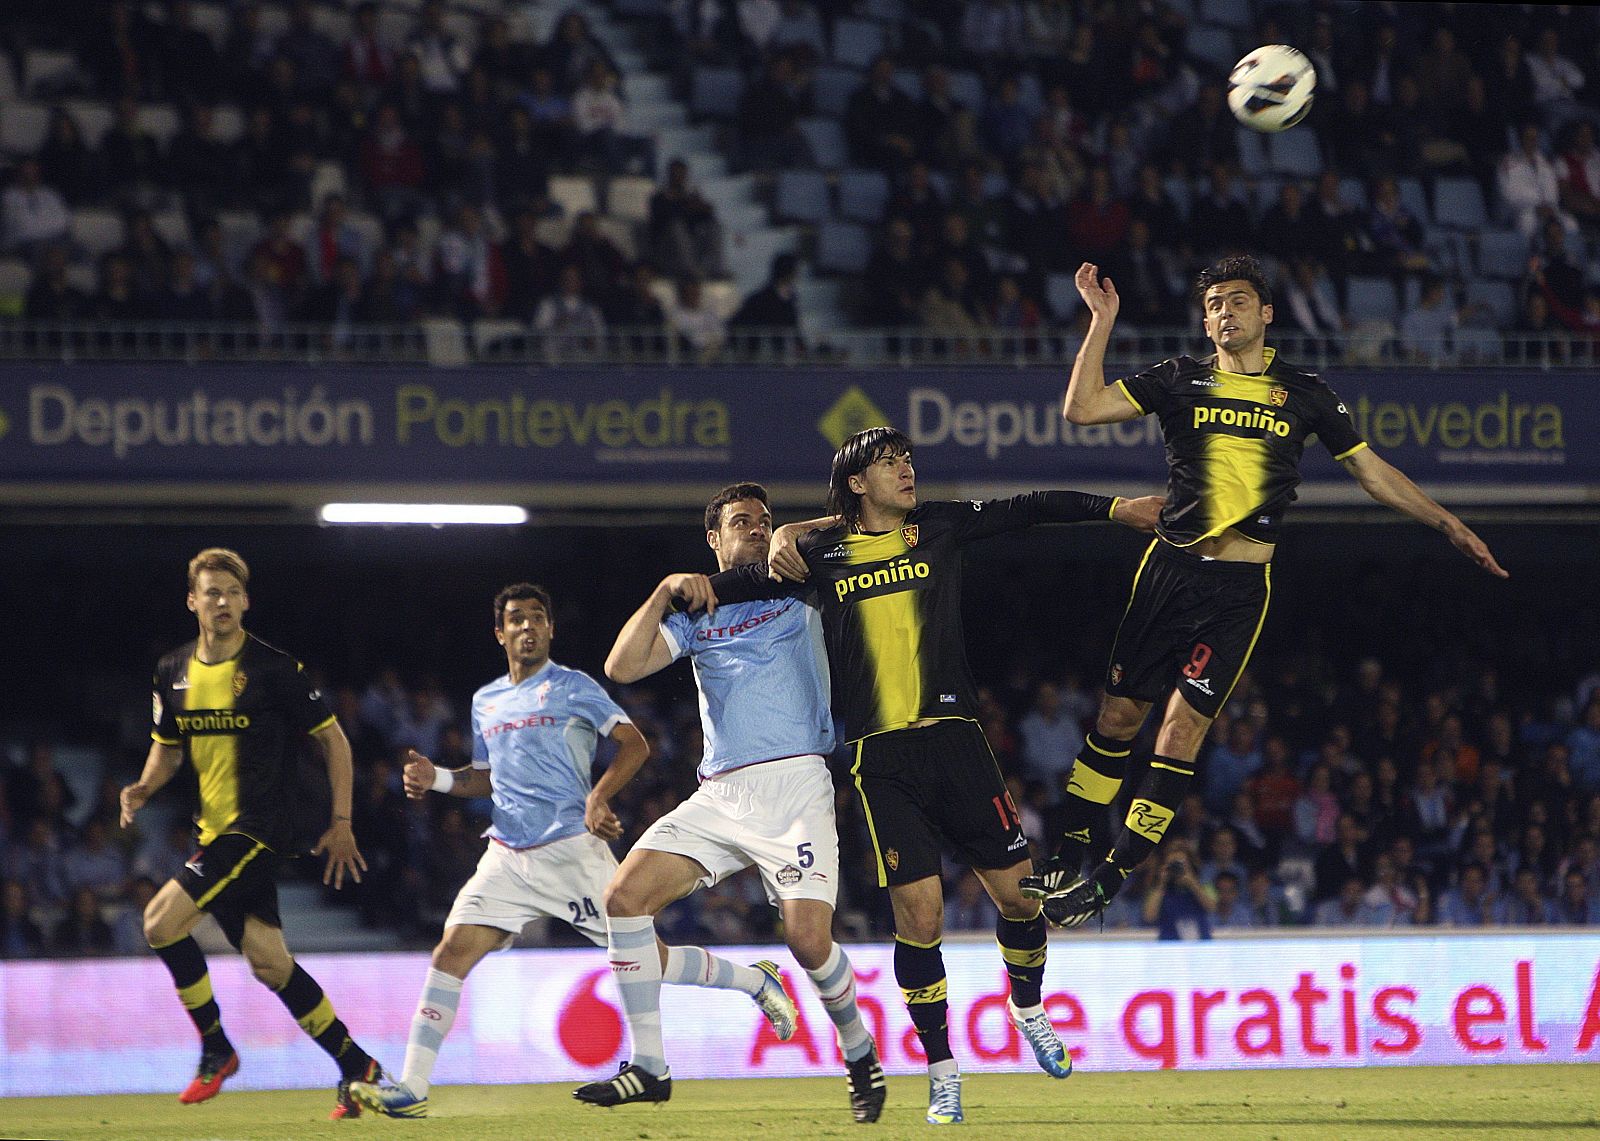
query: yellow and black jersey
[
  {"left": 152, "top": 633, "right": 336, "bottom": 850},
  {"left": 1116, "top": 349, "right": 1367, "bottom": 546},
  {"left": 711, "top": 492, "right": 1114, "bottom": 743}
]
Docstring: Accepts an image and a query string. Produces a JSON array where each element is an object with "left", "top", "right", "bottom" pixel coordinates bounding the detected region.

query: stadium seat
[
  {"left": 595, "top": 215, "right": 637, "bottom": 261},
  {"left": 63, "top": 100, "right": 114, "bottom": 148},
  {"left": 211, "top": 104, "right": 246, "bottom": 146},
  {"left": 797, "top": 118, "right": 848, "bottom": 170},
  {"left": 615, "top": 0, "right": 667, "bottom": 14},
  {"left": 1046, "top": 272, "right": 1078, "bottom": 319},
  {"left": 1199, "top": 0, "right": 1253, "bottom": 31},
  {"left": 377, "top": 10, "right": 412, "bottom": 49},
  {"left": 606, "top": 176, "right": 656, "bottom": 223},
  {"left": 859, "top": 0, "right": 907, "bottom": 20},
  {"left": 1187, "top": 23, "right": 1238, "bottom": 71},
  {"left": 311, "top": 5, "right": 351, "bottom": 40},
  {"left": 1267, "top": 130, "right": 1322, "bottom": 178},
  {"left": 1433, "top": 177, "right": 1487, "bottom": 230},
  {"left": 135, "top": 104, "right": 182, "bottom": 148},
  {"left": 832, "top": 18, "right": 886, "bottom": 70},
  {"left": 309, "top": 161, "right": 347, "bottom": 209},
  {"left": 890, "top": 70, "right": 923, "bottom": 102},
  {"left": 217, "top": 209, "right": 263, "bottom": 261},
  {"left": 1396, "top": 177, "right": 1429, "bottom": 225},
  {"left": 838, "top": 168, "right": 890, "bottom": 223},
  {"left": 549, "top": 175, "right": 599, "bottom": 218},
  {"left": 813, "top": 66, "right": 864, "bottom": 118},
  {"left": 703, "top": 280, "right": 739, "bottom": 319},
  {"left": 0, "top": 101, "right": 50, "bottom": 155},
  {"left": 473, "top": 318, "right": 530, "bottom": 357},
  {"left": 149, "top": 209, "right": 191, "bottom": 249},
  {"left": 1465, "top": 279, "right": 1516, "bottom": 328},
  {"left": 22, "top": 49, "right": 80, "bottom": 97},
  {"left": 816, "top": 220, "right": 870, "bottom": 274},
  {"left": 690, "top": 67, "right": 744, "bottom": 120},
  {"left": 1234, "top": 126, "right": 1269, "bottom": 176},
  {"left": 534, "top": 216, "right": 572, "bottom": 248},
  {"left": 1344, "top": 275, "right": 1399, "bottom": 322},
  {"left": 188, "top": 3, "right": 229, "bottom": 49},
  {"left": 65, "top": 263, "right": 96, "bottom": 295},
  {"left": 946, "top": 70, "right": 985, "bottom": 111},
  {"left": 773, "top": 11, "right": 827, "bottom": 56},
  {"left": 774, "top": 169, "right": 831, "bottom": 223},
  {"left": 70, "top": 209, "right": 126, "bottom": 259}
]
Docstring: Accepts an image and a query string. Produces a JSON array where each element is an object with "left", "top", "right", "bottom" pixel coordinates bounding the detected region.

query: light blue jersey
[
  {"left": 661, "top": 594, "right": 833, "bottom": 780},
  {"left": 470, "top": 660, "right": 630, "bottom": 849}
]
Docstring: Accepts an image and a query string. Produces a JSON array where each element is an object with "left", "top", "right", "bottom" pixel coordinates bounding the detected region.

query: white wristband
[{"left": 431, "top": 767, "right": 455, "bottom": 794}]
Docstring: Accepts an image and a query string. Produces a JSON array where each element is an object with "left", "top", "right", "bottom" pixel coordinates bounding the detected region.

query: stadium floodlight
[{"left": 318, "top": 503, "right": 529, "bottom": 525}]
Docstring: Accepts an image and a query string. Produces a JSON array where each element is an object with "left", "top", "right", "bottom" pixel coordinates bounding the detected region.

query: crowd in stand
[
  {"left": 0, "top": 1, "right": 814, "bottom": 354},
  {"left": 5, "top": 637, "right": 1600, "bottom": 958},
  {"left": 663, "top": 0, "right": 1600, "bottom": 355}
]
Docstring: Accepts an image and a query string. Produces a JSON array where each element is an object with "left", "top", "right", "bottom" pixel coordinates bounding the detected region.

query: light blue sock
[
  {"left": 807, "top": 943, "right": 873, "bottom": 1061},
  {"left": 662, "top": 945, "right": 765, "bottom": 996},
  {"left": 608, "top": 916, "right": 668, "bottom": 1076},
  {"left": 400, "top": 967, "right": 463, "bottom": 1097}
]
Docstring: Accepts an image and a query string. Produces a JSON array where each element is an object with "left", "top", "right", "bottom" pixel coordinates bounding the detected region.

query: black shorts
[
  {"left": 175, "top": 831, "right": 282, "bottom": 948},
  {"left": 1104, "top": 539, "right": 1271, "bottom": 720},
  {"left": 848, "top": 719, "right": 1030, "bottom": 887}
]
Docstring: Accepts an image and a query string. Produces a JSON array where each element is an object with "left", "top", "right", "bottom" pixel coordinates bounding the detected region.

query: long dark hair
[{"left": 828, "top": 426, "right": 913, "bottom": 528}]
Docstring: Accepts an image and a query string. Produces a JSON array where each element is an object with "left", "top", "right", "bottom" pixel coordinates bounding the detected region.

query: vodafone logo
[{"left": 558, "top": 969, "right": 624, "bottom": 1068}]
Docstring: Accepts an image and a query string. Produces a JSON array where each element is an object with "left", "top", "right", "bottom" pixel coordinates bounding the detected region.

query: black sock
[
  {"left": 894, "top": 935, "right": 952, "bottom": 1066},
  {"left": 995, "top": 910, "right": 1047, "bottom": 1009},
  {"left": 1056, "top": 731, "right": 1134, "bottom": 870},
  {"left": 1094, "top": 754, "right": 1196, "bottom": 897},
  {"left": 152, "top": 935, "right": 231, "bottom": 1055},
  {"left": 273, "top": 963, "right": 373, "bottom": 1079}
]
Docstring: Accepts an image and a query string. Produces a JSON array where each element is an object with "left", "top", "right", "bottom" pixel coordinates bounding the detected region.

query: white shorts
[
  {"left": 633, "top": 754, "right": 840, "bottom": 908},
  {"left": 445, "top": 830, "right": 617, "bottom": 947}
]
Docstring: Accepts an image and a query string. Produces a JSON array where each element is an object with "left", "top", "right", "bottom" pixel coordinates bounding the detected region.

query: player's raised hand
[
  {"left": 1075, "top": 262, "right": 1120, "bottom": 322},
  {"left": 767, "top": 523, "right": 811, "bottom": 582},
  {"left": 1112, "top": 495, "right": 1164, "bottom": 532},
  {"left": 665, "top": 572, "right": 718, "bottom": 614},
  {"left": 313, "top": 819, "right": 366, "bottom": 889},
  {"left": 1448, "top": 523, "right": 1509, "bottom": 579},
  {"left": 584, "top": 791, "right": 623, "bottom": 842},
  {"left": 402, "top": 748, "right": 436, "bottom": 799},
  {"left": 119, "top": 782, "right": 150, "bottom": 828}
]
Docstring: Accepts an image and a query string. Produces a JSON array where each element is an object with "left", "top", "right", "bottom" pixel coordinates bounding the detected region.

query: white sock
[
  {"left": 929, "top": 1058, "right": 960, "bottom": 1081},
  {"left": 662, "top": 944, "right": 766, "bottom": 995},
  {"left": 608, "top": 915, "right": 668, "bottom": 1076},
  {"left": 806, "top": 943, "right": 874, "bottom": 1061},
  {"left": 400, "top": 968, "right": 463, "bottom": 1098}
]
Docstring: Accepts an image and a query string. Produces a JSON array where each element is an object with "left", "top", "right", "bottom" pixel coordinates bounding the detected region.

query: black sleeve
[
  {"left": 701, "top": 562, "right": 802, "bottom": 606},
  {"left": 279, "top": 657, "right": 337, "bottom": 734},
  {"left": 152, "top": 661, "right": 180, "bottom": 745},
  {"left": 943, "top": 491, "right": 1117, "bottom": 544},
  {"left": 1114, "top": 357, "right": 1180, "bottom": 417},
  {"left": 1305, "top": 380, "right": 1367, "bottom": 461}
]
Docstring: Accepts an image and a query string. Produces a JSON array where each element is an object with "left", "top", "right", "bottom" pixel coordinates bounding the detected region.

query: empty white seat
[
  {"left": 0, "top": 102, "right": 50, "bottom": 155},
  {"left": 71, "top": 209, "right": 126, "bottom": 259},
  {"left": 606, "top": 176, "right": 656, "bottom": 223},
  {"left": 549, "top": 175, "right": 599, "bottom": 218}
]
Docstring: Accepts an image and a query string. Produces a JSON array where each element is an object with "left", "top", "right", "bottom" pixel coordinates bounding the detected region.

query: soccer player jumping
[{"left": 1028, "top": 256, "right": 1508, "bottom": 929}]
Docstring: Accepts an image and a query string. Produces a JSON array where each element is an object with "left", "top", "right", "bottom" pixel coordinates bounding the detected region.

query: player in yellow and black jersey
[
  {"left": 706, "top": 430, "right": 1160, "bottom": 1122},
  {"left": 1034, "top": 254, "right": 1509, "bottom": 929},
  {"left": 120, "top": 548, "right": 384, "bottom": 1115}
]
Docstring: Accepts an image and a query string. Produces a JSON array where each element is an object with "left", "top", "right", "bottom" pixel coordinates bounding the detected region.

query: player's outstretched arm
[
  {"left": 606, "top": 574, "right": 711, "bottom": 684},
  {"left": 310, "top": 720, "right": 367, "bottom": 888},
  {"left": 1064, "top": 262, "right": 1143, "bottom": 426},
  {"left": 120, "top": 741, "right": 183, "bottom": 828},
  {"left": 1342, "top": 447, "right": 1509, "bottom": 578},
  {"left": 585, "top": 721, "right": 649, "bottom": 842}
]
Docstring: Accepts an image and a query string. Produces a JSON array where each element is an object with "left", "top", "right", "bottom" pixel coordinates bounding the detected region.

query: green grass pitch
[{"left": 2, "top": 1066, "right": 1595, "bottom": 1141}]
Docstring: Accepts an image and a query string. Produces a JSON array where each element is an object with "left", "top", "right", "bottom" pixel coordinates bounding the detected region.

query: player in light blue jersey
[
  {"left": 573, "top": 483, "right": 885, "bottom": 1123},
  {"left": 353, "top": 583, "right": 650, "bottom": 1118}
]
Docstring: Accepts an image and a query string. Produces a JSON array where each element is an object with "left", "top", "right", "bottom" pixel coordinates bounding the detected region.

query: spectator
[
  {"left": 61, "top": 818, "right": 127, "bottom": 902},
  {"left": 167, "top": 104, "right": 232, "bottom": 219},
  {"left": 862, "top": 217, "right": 925, "bottom": 327},
  {"left": 1557, "top": 122, "right": 1600, "bottom": 231},
  {"left": 99, "top": 97, "right": 162, "bottom": 207},
  {"left": 735, "top": 53, "right": 811, "bottom": 174},
  {"left": 503, "top": 209, "right": 562, "bottom": 320},
  {"left": 962, "top": 0, "right": 1025, "bottom": 63},
  {"left": 6, "top": 819, "right": 68, "bottom": 907},
  {"left": 981, "top": 76, "right": 1036, "bottom": 164},
  {"left": 1168, "top": 83, "right": 1238, "bottom": 178},
  {"left": 118, "top": 209, "right": 171, "bottom": 303},
  {"left": 1363, "top": 852, "right": 1421, "bottom": 925},
  {"left": 571, "top": 60, "right": 630, "bottom": 173},
  {"left": 1567, "top": 693, "right": 1600, "bottom": 794},
  {"left": 1398, "top": 276, "right": 1460, "bottom": 364},
  {"left": 1205, "top": 717, "right": 1263, "bottom": 817},
  {"left": 1413, "top": 27, "right": 1475, "bottom": 136},
  {"left": 649, "top": 159, "right": 727, "bottom": 282},
  {"left": 1, "top": 159, "right": 71, "bottom": 258},
  {"left": 1314, "top": 813, "right": 1372, "bottom": 902},
  {"left": 988, "top": 275, "right": 1041, "bottom": 335},
  {"left": 111, "top": 876, "right": 159, "bottom": 955},
  {"left": 1015, "top": 681, "right": 1084, "bottom": 804},
  {"left": 24, "top": 245, "right": 89, "bottom": 321},
  {"left": 1436, "top": 862, "right": 1496, "bottom": 926},
  {"left": 52, "top": 886, "right": 114, "bottom": 957},
  {"left": 251, "top": 211, "right": 309, "bottom": 299},
  {"left": 845, "top": 55, "right": 920, "bottom": 171},
  {"left": 919, "top": 256, "right": 983, "bottom": 336},
  {"left": 1210, "top": 870, "right": 1253, "bottom": 929},
  {"left": 241, "top": 247, "right": 291, "bottom": 332},
  {"left": 915, "top": 64, "right": 971, "bottom": 169},
  {"left": 1064, "top": 164, "right": 1129, "bottom": 264},
  {"left": 407, "top": 0, "right": 469, "bottom": 95},
  {"left": 38, "top": 109, "right": 98, "bottom": 207},
  {"left": 606, "top": 261, "right": 669, "bottom": 354},
  {"left": 1313, "top": 876, "right": 1383, "bottom": 926},
  {"left": 1495, "top": 866, "right": 1556, "bottom": 925},
  {"left": 666, "top": 278, "right": 727, "bottom": 360},
  {"left": 499, "top": 108, "right": 554, "bottom": 214},
  {"left": 0, "top": 879, "right": 45, "bottom": 959},
  {"left": 1188, "top": 163, "right": 1253, "bottom": 258},
  {"left": 1556, "top": 869, "right": 1600, "bottom": 925},
  {"left": 1499, "top": 122, "right": 1579, "bottom": 237},
  {"left": 562, "top": 212, "right": 628, "bottom": 305},
  {"left": 1294, "top": 762, "right": 1341, "bottom": 852},
  {"left": 89, "top": 254, "right": 151, "bottom": 321},
  {"left": 942, "top": 870, "right": 995, "bottom": 931},
  {"left": 728, "top": 252, "right": 801, "bottom": 357},
  {"left": 534, "top": 264, "right": 607, "bottom": 347},
  {"left": 132, "top": 817, "right": 193, "bottom": 884},
  {"left": 1143, "top": 842, "right": 1214, "bottom": 941},
  {"left": 360, "top": 104, "right": 428, "bottom": 221},
  {"left": 1282, "top": 257, "right": 1346, "bottom": 341},
  {"left": 1200, "top": 826, "right": 1249, "bottom": 889},
  {"left": 343, "top": 1, "right": 393, "bottom": 87},
  {"left": 1524, "top": 27, "right": 1588, "bottom": 130}
]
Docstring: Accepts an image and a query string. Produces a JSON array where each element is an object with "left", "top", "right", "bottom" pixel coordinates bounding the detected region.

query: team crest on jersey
[
  {"left": 232, "top": 670, "right": 248, "bottom": 697},
  {"left": 776, "top": 864, "right": 802, "bottom": 887},
  {"left": 885, "top": 849, "right": 899, "bottom": 871},
  {"left": 534, "top": 680, "right": 552, "bottom": 706},
  {"left": 1269, "top": 386, "right": 1288, "bottom": 407},
  {"left": 1110, "top": 663, "right": 1124, "bottom": 686},
  {"left": 901, "top": 525, "right": 919, "bottom": 548}
]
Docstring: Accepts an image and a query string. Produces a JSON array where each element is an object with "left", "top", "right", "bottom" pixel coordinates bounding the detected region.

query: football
[{"left": 1227, "top": 44, "right": 1316, "bottom": 132}]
